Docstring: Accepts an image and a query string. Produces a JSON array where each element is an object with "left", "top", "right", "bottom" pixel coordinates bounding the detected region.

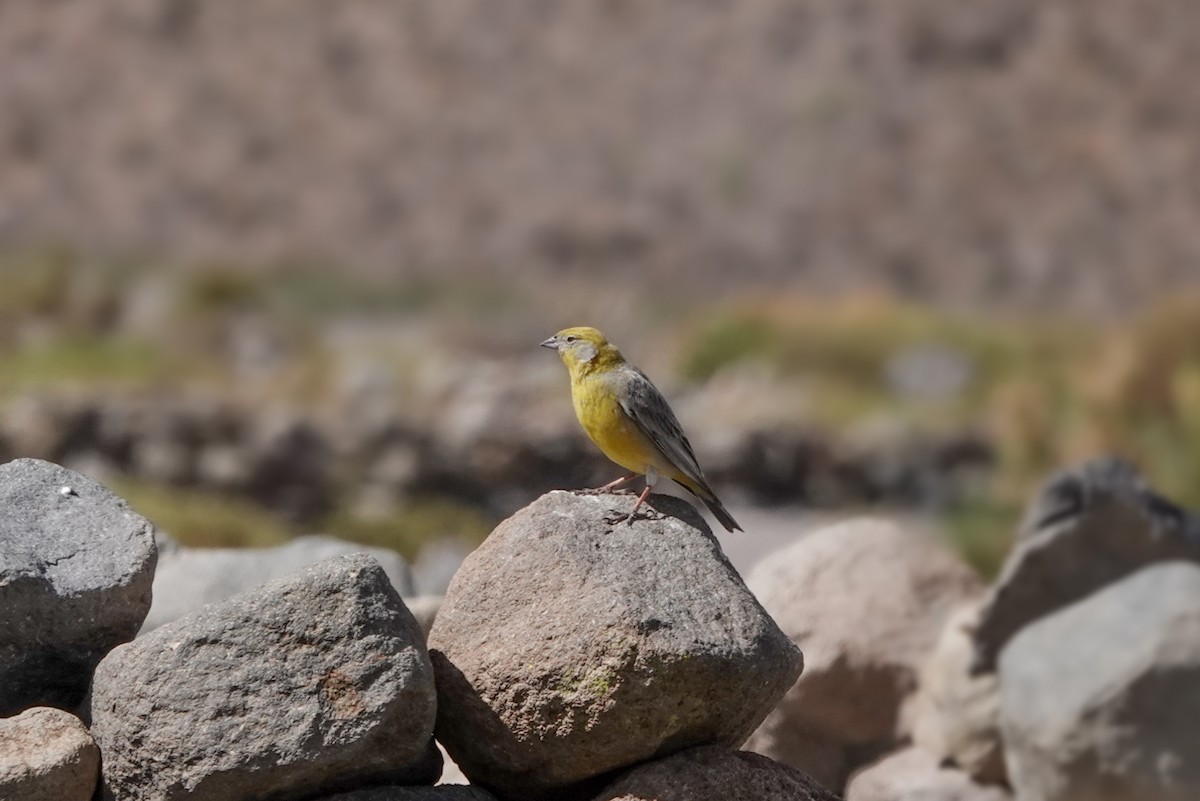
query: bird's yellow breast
[{"left": 571, "top": 374, "right": 664, "bottom": 475}]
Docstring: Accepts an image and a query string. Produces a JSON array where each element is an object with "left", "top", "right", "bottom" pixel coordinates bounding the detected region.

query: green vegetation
[
  {"left": 677, "top": 294, "right": 1200, "bottom": 575},
  {"left": 5, "top": 248, "right": 1200, "bottom": 576},
  {"left": 321, "top": 497, "right": 493, "bottom": 561},
  {"left": 110, "top": 479, "right": 293, "bottom": 549}
]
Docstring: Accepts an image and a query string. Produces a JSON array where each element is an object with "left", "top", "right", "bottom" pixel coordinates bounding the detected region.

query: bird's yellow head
[{"left": 540, "top": 326, "right": 625, "bottom": 376}]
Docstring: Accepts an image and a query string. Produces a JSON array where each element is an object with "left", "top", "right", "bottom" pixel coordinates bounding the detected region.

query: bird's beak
[{"left": 540, "top": 336, "right": 558, "bottom": 350}]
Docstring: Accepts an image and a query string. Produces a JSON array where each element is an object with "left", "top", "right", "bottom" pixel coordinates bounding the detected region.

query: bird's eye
[{"left": 565, "top": 335, "right": 578, "bottom": 343}]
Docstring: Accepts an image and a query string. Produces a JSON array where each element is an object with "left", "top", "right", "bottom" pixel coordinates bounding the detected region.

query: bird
[{"left": 541, "top": 326, "right": 742, "bottom": 532}]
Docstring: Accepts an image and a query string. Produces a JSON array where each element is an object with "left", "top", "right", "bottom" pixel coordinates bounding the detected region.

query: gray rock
[
  {"left": 908, "top": 602, "right": 1005, "bottom": 785},
  {"left": 141, "top": 534, "right": 415, "bottom": 632},
  {"left": 92, "top": 554, "right": 437, "bottom": 801},
  {"left": 0, "top": 706, "right": 100, "bottom": 801},
  {"left": 428, "top": 491, "right": 803, "bottom": 801},
  {"left": 406, "top": 595, "right": 442, "bottom": 639},
  {"left": 744, "top": 518, "right": 983, "bottom": 792},
  {"left": 317, "top": 788, "right": 497, "bottom": 801},
  {"left": 0, "top": 458, "right": 157, "bottom": 714},
  {"left": 999, "top": 562, "right": 1200, "bottom": 801},
  {"left": 972, "top": 457, "right": 1200, "bottom": 673},
  {"left": 412, "top": 538, "right": 474, "bottom": 597},
  {"left": 593, "top": 746, "right": 840, "bottom": 801},
  {"left": 845, "top": 747, "right": 1011, "bottom": 801}
]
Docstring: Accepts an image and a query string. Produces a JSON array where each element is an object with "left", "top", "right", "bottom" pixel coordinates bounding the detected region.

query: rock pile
[
  {"left": 789, "top": 456, "right": 1200, "bottom": 801},
  {"left": 6, "top": 452, "right": 1194, "bottom": 801},
  {"left": 0, "top": 389, "right": 993, "bottom": 525},
  {"left": 0, "top": 459, "right": 828, "bottom": 801}
]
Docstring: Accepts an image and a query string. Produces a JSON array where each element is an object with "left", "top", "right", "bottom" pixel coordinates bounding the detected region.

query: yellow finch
[{"left": 541, "top": 326, "right": 742, "bottom": 532}]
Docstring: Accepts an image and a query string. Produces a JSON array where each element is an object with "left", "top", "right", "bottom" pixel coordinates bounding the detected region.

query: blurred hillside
[{"left": 2, "top": 0, "right": 1199, "bottom": 312}]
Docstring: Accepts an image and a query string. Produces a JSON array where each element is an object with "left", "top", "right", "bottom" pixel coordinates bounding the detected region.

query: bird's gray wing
[{"left": 616, "top": 366, "right": 709, "bottom": 489}]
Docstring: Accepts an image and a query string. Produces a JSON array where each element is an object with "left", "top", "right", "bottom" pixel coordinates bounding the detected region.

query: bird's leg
[
  {"left": 577, "top": 474, "right": 637, "bottom": 496},
  {"left": 604, "top": 468, "right": 663, "bottom": 526},
  {"left": 627, "top": 484, "right": 653, "bottom": 518},
  {"left": 597, "top": 474, "right": 637, "bottom": 492}
]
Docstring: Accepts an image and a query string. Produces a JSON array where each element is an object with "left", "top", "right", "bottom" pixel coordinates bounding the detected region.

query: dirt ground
[{"left": 2, "top": 0, "right": 1198, "bottom": 314}]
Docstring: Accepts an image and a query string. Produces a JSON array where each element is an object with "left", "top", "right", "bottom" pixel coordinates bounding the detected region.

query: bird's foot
[{"left": 603, "top": 506, "right": 665, "bottom": 527}]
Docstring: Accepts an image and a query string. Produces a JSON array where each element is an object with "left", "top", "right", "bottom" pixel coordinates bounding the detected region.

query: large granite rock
[
  {"left": 593, "top": 746, "right": 840, "bottom": 801},
  {"left": 908, "top": 602, "right": 1005, "bottom": 785},
  {"left": 141, "top": 534, "right": 415, "bottom": 631},
  {"left": 0, "top": 458, "right": 157, "bottom": 714},
  {"left": 0, "top": 706, "right": 100, "bottom": 801},
  {"left": 999, "top": 562, "right": 1200, "bottom": 801},
  {"left": 845, "top": 747, "right": 1011, "bottom": 801},
  {"left": 744, "top": 518, "right": 983, "bottom": 791},
  {"left": 429, "top": 491, "right": 803, "bottom": 801},
  {"left": 972, "top": 457, "right": 1200, "bottom": 673},
  {"left": 91, "top": 554, "right": 438, "bottom": 801}
]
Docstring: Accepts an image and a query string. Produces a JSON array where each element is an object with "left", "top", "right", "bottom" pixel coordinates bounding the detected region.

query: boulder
[
  {"left": 972, "top": 457, "right": 1200, "bottom": 673},
  {"left": 908, "top": 602, "right": 1005, "bottom": 785},
  {"left": 141, "top": 534, "right": 415, "bottom": 631},
  {"left": 592, "top": 746, "right": 840, "bottom": 801},
  {"left": 845, "top": 747, "right": 1011, "bottom": 801},
  {"left": 999, "top": 562, "right": 1200, "bottom": 801},
  {"left": 744, "top": 518, "right": 983, "bottom": 791},
  {"left": 429, "top": 490, "right": 802, "bottom": 801},
  {"left": 91, "top": 554, "right": 438, "bottom": 801},
  {"left": 0, "top": 707, "right": 100, "bottom": 801},
  {"left": 0, "top": 458, "right": 157, "bottom": 714}
]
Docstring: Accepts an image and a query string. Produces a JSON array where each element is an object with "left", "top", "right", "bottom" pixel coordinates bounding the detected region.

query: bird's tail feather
[
  {"left": 701, "top": 495, "right": 743, "bottom": 533},
  {"left": 678, "top": 478, "right": 742, "bottom": 533}
]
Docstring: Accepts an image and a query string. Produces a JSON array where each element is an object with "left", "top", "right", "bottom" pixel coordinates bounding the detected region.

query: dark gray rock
[
  {"left": 0, "top": 458, "right": 157, "bottom": 714},
  {"left": 428, "top": 490, "right": 803, "bottom": 801},
  {"left": 0, "top": 706, "right": 100, "bottom": 801},
  {"left": 592, "top": 746, "right": 840, "bottom": 801},
  {"left": 845, "top": 747, "right": 1011, "bottom": 801},
  {"left": 999, "top": 562, "right": 1200, "bottom": 801},
  {"left": 744, "top": 518, "right": 983, "bottom": 792},
  {"left": 141, "top": 534, "right": 415, "bottom": 632},
  {"left": 972, "top": 457, "right": 1200, "bottom": 673},
  {"left": 91, "top": 554, "right": 437, "bottom": 801}
]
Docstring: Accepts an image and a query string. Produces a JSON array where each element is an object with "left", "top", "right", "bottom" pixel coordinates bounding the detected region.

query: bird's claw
[
  {"left": 603, "top": 507, "right": 664, "bottom": 527},
  {"left": 576, "top": 487, "right": 635, "bottom": 497}
]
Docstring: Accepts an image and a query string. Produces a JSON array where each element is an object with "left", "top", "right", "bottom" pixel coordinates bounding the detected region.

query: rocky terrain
[
  {"left": 0, "top": 387, "right": 993, "bottom": 536},
  {"left": 3, "top": 454, "right": 1200, "bottom": 800},
  {"left": 2, "top": 0, "right": 1199, "bottom": 313}
]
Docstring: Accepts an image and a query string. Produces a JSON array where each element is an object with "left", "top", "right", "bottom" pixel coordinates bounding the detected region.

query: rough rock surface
[
  {"left": 845, "top": 747, "right": 1012, "bottom": 801},
  {"left": 972, "top": 457, "right": 1200, "bottom": 673},
  {"left": 429, "top": 491, "right": 803, "bottom": 801},
  {"left": 0, "top": 458, "right": 157, "bottom": 715},
  {"left": 593, "top": 746, "right": 840, "bottom": 801},
  {"left": 92, "top": 554, "right": 438, "bottom": 801},
  {"left": 908, "top": 602, "right": 1005, "bottom": 785},
  {"left": 141, "top": 534, "right": 415, "bottom": 631},
  {"left": 744, "top": 518, "right": 983, "bottom": 791},
  {"left": 0, "top": 706, "right": 100, "bottom": 801},
  {"left": 318, "top": 788, "right": 497, "bottom": 801},
  {"left": 999, "top": 562, "right": 1200, "bottom": 801}
]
